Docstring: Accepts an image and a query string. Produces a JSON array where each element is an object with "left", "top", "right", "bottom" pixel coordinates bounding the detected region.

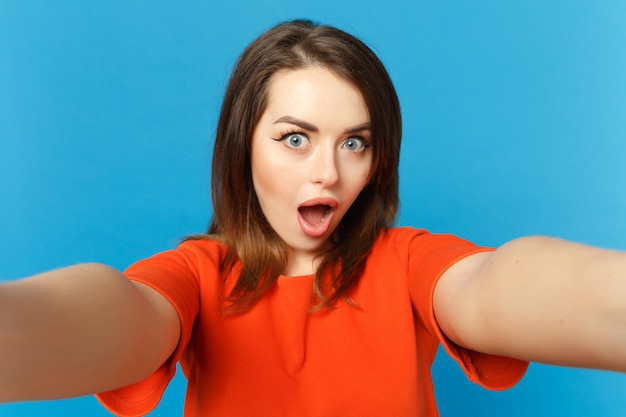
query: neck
[{"left": 283, "top": 250, "right": 319, "bottom": 277}]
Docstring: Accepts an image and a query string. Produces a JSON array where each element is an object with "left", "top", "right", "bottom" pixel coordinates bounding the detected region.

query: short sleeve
[
  {"left": 96, "top": 239, "right": 219, "bottom": 417},
  {"left": 406, "top": 231, "right": 528, "bottom": 390}
]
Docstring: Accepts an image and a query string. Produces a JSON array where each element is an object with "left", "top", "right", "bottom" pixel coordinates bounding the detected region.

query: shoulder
[
  {"left": 176, "top": 236, "right": 228, "bottom": 259},
  {"left": 124, "top": 236, "right": 228, "bottom": 279},
  {"left": 365, "top": 227, "right": 460, "bottom": 273},
  {"left": 373, "top": 226, "right": 429, "bottom": 247},
  {"left": 370, "top": 227, "right": 490, "bottom": 281},
  {"left": 373, "top": 227, "right": 476, "bottom": 254}
]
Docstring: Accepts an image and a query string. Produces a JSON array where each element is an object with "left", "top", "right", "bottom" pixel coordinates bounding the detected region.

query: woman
[{"left": 1, "top": 19, "right": 625, "bottom": 417}]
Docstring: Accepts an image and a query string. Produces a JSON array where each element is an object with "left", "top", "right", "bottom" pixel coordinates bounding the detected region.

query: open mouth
[
  {"left": 298, "top": 204, "right": 332, "bottom": 226},
  {"left": 297, "top": 200, "right": 337, "bottom": 238}
]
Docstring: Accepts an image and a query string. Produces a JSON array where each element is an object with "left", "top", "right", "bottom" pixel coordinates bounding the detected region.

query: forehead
[{"left": 263, "top": 67, "right": 370, "bottom": 123}]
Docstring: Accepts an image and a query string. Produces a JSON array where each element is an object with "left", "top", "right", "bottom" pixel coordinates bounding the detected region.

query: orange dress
[{"left": 97, "top": 227, "right": 527, "bottom": 416}]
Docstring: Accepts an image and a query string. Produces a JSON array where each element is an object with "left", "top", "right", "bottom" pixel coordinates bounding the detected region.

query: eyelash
[
  {"left": 272, "top": 130, "right": 306, "bottom": 142},
  {"left": 345, "top": 136, "right": 372, "bottom": 150},
  {"left": 272, "top": 130, "right": 372, "bottom": 150}
]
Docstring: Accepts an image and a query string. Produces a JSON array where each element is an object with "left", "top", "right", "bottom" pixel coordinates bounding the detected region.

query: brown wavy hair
[{"left": 207, "top": 19, "right": 402, "bottom": 312}]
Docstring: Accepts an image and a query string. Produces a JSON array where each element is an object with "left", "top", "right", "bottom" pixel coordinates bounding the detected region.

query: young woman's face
[{"left": 251, "top": 67, "right": 373, "bottom": 276}]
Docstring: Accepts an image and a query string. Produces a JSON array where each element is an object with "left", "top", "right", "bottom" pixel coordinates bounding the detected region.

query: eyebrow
[{"left": 273, "top": 115, "right": 371, "bottom": 134}]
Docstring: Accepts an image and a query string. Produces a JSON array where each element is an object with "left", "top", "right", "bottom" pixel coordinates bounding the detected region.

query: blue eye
[
  {"left": 288, "top": 134, "right": 304, "bottom": 147},
  {"left": 343, "top": 137, "right": 369, "bottom": 152},
  {"left": 279, "top": 132, "right": 309, "bottom": 148}
]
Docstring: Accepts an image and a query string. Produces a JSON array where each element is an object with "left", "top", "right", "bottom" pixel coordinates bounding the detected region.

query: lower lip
[{"left": 297, "top": 210, "right": 335, "bottom": 238}]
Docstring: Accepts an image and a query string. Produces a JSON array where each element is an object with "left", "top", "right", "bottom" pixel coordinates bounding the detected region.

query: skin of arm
[
  {"left": 434, "top": 236, "right": 626, "bottom": 372},
  {"left": 0, "top": 263, "right": 180, "bottom": 402}
]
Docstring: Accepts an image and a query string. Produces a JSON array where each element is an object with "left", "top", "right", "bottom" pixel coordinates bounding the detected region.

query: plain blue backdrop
[{"left": 1, "top": 0, "right": 626, "bottom": 416}]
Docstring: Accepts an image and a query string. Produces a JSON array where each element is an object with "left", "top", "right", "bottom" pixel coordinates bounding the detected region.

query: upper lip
[{"left": 298, "top": 197, "right": 339, "bottom": 209}]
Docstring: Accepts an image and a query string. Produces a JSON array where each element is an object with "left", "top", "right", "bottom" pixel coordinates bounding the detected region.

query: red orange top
[{"left": 97, "top": 227, "right": 527, "bottom": 416}]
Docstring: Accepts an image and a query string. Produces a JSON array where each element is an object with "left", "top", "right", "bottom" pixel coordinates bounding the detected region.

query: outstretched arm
[
  {"left": 0, "top": 263, "right": 180, "bottom": 401},
  {"left": 434, "top": 236, "right": 626, "bottom": 371}
]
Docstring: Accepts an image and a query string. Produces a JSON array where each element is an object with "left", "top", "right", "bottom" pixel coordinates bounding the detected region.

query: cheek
[
  {"left": 251, "top": 161, "right": 274, "bottom": 201},
  {"left": 337, "top": 159, "right": 373, "bottom": 206},
  {"left": 251, "top": 140, "right": 271, "bottom": 192},
  {"left": 350, "top": 155, "right": 374, "bottom": 189},
  {"left": 251, "top": 149, "right": 291, "bottom": 202}
]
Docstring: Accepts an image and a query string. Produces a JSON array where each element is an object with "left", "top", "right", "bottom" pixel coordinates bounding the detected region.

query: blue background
[{"left": 1, "top": 0, "right": 625, "bottom": 415}]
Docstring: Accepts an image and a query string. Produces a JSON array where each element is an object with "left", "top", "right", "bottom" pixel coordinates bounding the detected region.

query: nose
[{"left": 311, "top": 143, "right": 339, "bottom": 187}]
